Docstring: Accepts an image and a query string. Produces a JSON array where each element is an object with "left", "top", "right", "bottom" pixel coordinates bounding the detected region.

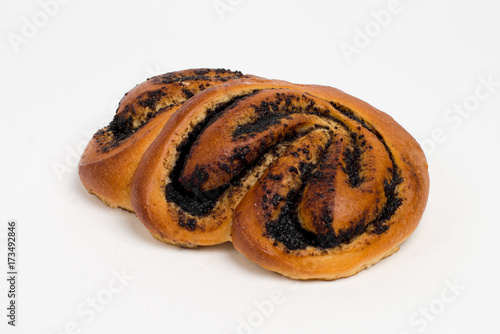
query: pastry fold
[
  {"left": 80, "top": 69, "right": 429, "bottom": 280},
  {"left": 79, "top": 69, "right": 253, "bottom": 211}
]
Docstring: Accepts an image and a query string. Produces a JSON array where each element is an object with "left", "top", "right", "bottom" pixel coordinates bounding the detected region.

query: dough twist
[{"left": 80, "top": 69, "right": 429, "bottom": 280}]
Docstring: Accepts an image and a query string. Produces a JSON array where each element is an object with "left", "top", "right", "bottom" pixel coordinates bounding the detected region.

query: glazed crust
[
  {"left": 79, "top": 69, "right": 253, "bottom": 211},
  {"left": 230, "top": 84, "right": 429, "bottom": 280},
  {"left": 81, "top": 69, "right": 429, "bottom": 280},
  {"left": 131, "top": 77, "right": 338, "bottom": 246}
]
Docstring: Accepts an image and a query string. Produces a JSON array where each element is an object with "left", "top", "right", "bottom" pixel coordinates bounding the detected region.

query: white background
[{"left": 1, "top": 0, "right": 500, "bottom": 333}]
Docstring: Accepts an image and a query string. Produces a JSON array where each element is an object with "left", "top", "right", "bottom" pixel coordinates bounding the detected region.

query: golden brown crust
[
  {"left": 78, "top": 69, "right": 254, "bottom": 211},
  {"left": 81, "top": 69, "right": 429, "bottom": 280},
  {"left": 130, "top": 77, "right": 428, "bottom": 278},
  {"left": 130, "top": 78, "right": 282, "bottom": 246},
  {"left": 231, "top": 84, "right": 429, "bottom": 280}
]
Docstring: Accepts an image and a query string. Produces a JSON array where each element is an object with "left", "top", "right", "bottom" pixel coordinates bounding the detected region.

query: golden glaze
[{"left": 80, "top": 69, "right": 429, "bottom": 280}]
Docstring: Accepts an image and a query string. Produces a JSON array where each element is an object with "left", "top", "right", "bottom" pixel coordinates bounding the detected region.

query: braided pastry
[{"left": 80, "top": 69, "right": 429, "bottom": 280}]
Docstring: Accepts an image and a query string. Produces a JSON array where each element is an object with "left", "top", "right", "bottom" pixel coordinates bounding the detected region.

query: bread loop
[
  {"left": 80, "top": 69, "right": 429, "bottom": 280},
  {"left": 79, "top": 69, "right": 253, "bottom": 211}
]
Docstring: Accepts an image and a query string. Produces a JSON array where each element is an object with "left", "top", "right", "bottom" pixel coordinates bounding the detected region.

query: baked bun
[
  {"left": 229, "top": 84, "right": 429, "bottom": 280},
  {"left": 78, "top": 69, "right": 254, "bottom": 211},
  {"left": 81, "top": 69, "right": 429, "bottom": 280}
]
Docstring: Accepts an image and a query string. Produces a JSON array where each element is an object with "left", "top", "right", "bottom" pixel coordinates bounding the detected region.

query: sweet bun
[
  {"left": 80, "top": 69, "right": 429, "bottom": 280},
  {"left": 79, "top": 69, "right": 253, "bottom": 211},
  {"left": 229, "top": 84, "right": 429, "bottom": 279}
]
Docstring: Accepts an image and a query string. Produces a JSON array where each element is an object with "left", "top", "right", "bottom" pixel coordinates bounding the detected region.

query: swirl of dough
[
  {"left": 129, "top": 75, "right": 428, "bottom": 281},
  {"left": 79, "top": 69, "right": 429, "bottom": 280},
  {"left": 79, "top": 69, "right": 253, "bottom": 211}
]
